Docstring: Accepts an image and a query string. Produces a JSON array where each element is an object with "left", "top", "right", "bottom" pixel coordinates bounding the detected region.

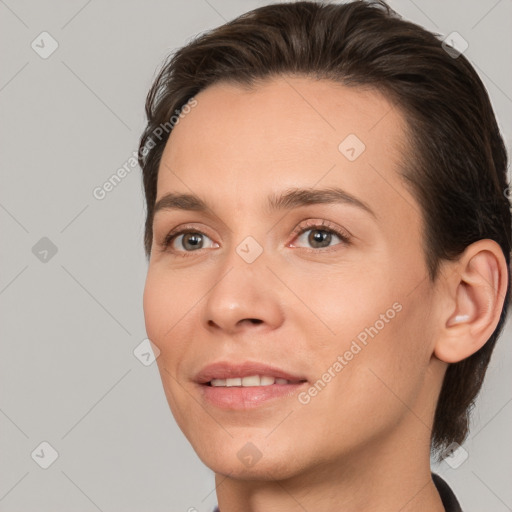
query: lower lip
[{"left": 200, "top": 382, "right": 307, "bottom": 409}]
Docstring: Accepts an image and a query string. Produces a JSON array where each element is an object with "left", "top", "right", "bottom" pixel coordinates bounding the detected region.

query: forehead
[{"left": 156, "top": 75, "right": 417, "bottom": 225}]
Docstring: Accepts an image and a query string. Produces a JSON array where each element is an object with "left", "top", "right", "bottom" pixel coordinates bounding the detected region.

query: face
[{"left": 143, "top": 76, "right": 444, "bottom": 480}]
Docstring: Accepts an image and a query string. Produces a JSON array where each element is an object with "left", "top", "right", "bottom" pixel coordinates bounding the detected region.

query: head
[{"left": 139, "top": 0, "right": 511, "bottom": 477}]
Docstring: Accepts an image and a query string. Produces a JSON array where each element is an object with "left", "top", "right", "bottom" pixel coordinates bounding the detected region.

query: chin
[
  {"left": 202, "top": 455, "right": 301, "bottom": 481},
  {"left": 190, "top": 433, "right": 308, "bottom": 481}
]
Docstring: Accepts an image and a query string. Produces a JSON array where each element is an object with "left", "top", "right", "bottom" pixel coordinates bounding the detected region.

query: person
[{"left": 137, "top": 1, "right": 511, "bottom": 510}]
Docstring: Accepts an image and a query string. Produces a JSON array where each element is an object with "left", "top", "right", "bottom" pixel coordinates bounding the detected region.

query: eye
[
  {"left": 290, "top": 220, "right": 351, "bottom": 250},
  {"left": 161, "top": 228, "right": 218, "bottom": 253},
  {"left": 158, "top": 220, "right": 351, "bottom": 255}
]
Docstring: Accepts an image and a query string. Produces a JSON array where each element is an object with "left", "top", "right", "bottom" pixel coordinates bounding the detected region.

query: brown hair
[{"left": 138, "top": 0, "right": 511, "bottom": 455}]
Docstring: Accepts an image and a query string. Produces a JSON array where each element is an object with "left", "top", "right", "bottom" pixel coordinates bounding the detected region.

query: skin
[{"left": 143, "top": 76, "right": 507, "bottom": 511}]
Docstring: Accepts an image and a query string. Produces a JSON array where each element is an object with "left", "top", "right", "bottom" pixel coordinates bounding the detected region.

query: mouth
[
  {"left": 195, "top": 361, "right": 308, "bottom": 409},
  {"left": 207, "top": 375, "right": 306, "bottom": 387}
]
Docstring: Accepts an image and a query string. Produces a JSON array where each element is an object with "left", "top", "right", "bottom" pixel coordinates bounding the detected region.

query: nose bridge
[{"left": 201, "top": 232, "right": 284, "bottom": 332}]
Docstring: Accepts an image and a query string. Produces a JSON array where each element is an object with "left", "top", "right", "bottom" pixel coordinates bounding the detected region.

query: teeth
[
  {"left": 209, "top": 375, "right": 293, "bottom": 387},
  {"left": 260, "top": 376, "right": 275, "bottom": 386},
  {"left": 241, "top": 375, "right": 261, "bottom": 386}
]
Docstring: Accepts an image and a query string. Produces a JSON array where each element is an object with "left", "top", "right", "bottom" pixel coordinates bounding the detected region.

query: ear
[{"left": 434, "top": 239, "right": 509, "bottom": 363}]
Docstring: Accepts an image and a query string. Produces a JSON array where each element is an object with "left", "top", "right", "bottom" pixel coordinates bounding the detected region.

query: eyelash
[{"left": 159, "top": 219, "right": 352, "bottom": 256}]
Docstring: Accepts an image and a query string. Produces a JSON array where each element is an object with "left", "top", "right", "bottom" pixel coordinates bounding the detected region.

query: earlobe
[{"left": 434, "top": 240, "right": 508, "bottom": 364}]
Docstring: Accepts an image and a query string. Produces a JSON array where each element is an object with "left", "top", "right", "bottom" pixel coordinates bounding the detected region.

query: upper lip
[{"left": 194, "top": 361, "right": 308, "bottom": 384}]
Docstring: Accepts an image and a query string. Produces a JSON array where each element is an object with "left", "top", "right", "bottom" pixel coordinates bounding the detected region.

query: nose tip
[{"left": 202, "top": 257, "right": 286, "bottom": 334}]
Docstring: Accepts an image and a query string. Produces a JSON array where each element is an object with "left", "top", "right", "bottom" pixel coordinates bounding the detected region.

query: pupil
[
  {"left": 310, "top": 230, "right": 331, "bottom": 247},
  {"left": 184, "top": 233, "right": 202, "bottom": 249}
]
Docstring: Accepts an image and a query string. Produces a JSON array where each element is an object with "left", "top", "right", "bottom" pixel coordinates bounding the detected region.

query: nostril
[{"left": 248, "top": 318, "right": 263, "bottom": 325}]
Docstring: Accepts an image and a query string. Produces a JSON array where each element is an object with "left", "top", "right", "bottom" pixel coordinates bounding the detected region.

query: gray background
[{"left": 0, "top": 0, "right": 511, "bottom": 510}]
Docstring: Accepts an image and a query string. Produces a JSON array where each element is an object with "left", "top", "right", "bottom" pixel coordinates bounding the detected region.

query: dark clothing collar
[
  {"left": 213, "top": 472, "right": 462, "bottom": 511},
  {"left": 432, "top": 473, "right": 463, "bottom": 511}
]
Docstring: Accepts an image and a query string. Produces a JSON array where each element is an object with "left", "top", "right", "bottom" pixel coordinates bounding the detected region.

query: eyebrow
[{"left": 153, "top": 187, "right": 376, "bottom": 218}]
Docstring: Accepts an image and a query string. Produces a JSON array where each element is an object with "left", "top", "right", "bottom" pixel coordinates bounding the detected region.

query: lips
[
  {"left": 194, "top": 361, "right": 308, "bottom": 386},
  {"left": 193, "top": 361, "right": 309, "bottom": 409}
]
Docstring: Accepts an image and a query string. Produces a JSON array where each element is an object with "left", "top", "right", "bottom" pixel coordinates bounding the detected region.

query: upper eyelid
[
  {"left": 164, "top": 221, "right": 342, "bottom": 239},
  {"left": 292, "top": 219, "right": 351, "bottom": 236}
]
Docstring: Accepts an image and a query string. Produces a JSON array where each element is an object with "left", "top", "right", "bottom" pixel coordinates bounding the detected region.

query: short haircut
[{"left": 138, "top": 0, "right": 511, "bottom": 455}]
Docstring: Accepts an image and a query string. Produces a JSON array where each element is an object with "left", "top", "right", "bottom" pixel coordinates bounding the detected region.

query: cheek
[
  {"left": 289, "top": 264, "right": 396, "bottom": 346},
  {"left": 291, "top": 304, "right": 430, "bottom": 456},
  {"left": 142, "top": 268, "right": 197, "bottom": 347},
  {"left": 333, "top": 287, "right": 433, "bottom": 414},
  {"left": 142, "top": 272, "right": 168, "bottom": 346},
  {"left": 143, "top": 270, "right": 198, "bottom": 427},
  {"left": 293, "top": 265, "right": 432, "bottom": 406}
]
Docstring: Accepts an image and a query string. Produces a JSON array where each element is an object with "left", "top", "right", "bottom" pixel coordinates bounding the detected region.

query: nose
[{"left": 202, "top": 248, "right": 285, "bottom": 336}]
